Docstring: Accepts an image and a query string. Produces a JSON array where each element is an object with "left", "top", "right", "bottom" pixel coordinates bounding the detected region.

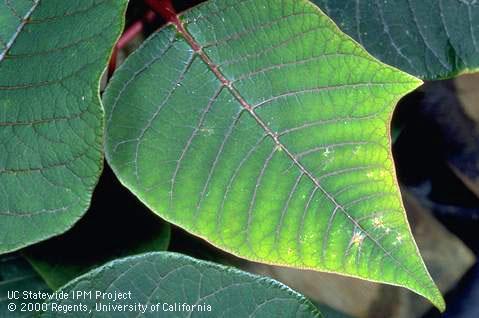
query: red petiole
[
  {"left": 108, "top": 9, "right": 157, "bottom": 78},
  {"left": 144, "top": 0, "right": 178, "bottom": 24},
  {"left": 108, "top": 0, "right": 198, "bottom": 78}
]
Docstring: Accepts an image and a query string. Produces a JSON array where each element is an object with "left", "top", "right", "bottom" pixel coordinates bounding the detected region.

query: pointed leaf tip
[{"left": 104, "top": 0, "right": 443, "bottom": 309}]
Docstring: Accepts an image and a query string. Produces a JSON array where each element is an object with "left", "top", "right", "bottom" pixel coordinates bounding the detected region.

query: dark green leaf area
[
  {"left": 314, "top": 0, "right": 479, "bottom": 79},
  {"left": 42, "top": 252, "right": 322, "bottom": 318}
]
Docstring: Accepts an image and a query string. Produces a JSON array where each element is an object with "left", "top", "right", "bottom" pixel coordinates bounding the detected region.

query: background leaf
[
  {"left": 0, "top": 0, "right": 127, "bottom": 253},
  {"left": 313, "top": 0, "right": 479, "bottom": 80},
  {"left": 23, "top": 165, "right": 171, "bottom": 291},
  {"left": 41, "top": 252, "right": 322, "bottom": 317},
  {"left": 104, "top": 0, "right": 443, "bottom": 309},
  {"left": 0, "top": 254, "right": 50, "bottom": 317}
]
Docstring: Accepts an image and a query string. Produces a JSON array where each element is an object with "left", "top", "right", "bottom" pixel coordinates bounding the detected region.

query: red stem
[
  {"left": 109, "top": 0, "right": 196, "bottom": 78},
  {"left": 108, "top": 10, "right": 157, "bottom": 78},
  {"left": 145, "top": 0, "right": 201, "bottom": 52},
  {"left": 145, "top": 0, "right": 178, "bottom": 24}
]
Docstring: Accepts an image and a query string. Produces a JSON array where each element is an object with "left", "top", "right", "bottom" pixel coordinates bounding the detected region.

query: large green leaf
[
  {"left": 0, "top": 254, "right": 50, "bottom": 317},
  {"left": 41, "top": 252, "right": 322, "bottom": 317},
  {"left": 104, "top": 0, "right": 444, "bottom": 310},
  {"left": 313, "top": 0, "right": 479, "bottom": 80},
  {"left": 0, "top": 0, "right": 127, "bottom": 253}
]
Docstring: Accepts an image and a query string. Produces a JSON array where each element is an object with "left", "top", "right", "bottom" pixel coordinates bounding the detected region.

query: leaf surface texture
[
  {"left": 42, "top": 252, "right": 322, "bottom": 317},
  {"left": 0, "top": 0, "right": 127, "bottom": 252},
  {"left": 314, "top": 0, "right": 479, "bottom": 79},
  {"left": 104, "top": 0, "right": 443, "bottom": 309}
]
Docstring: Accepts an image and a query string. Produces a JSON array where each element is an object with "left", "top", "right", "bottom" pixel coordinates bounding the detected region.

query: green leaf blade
[
  {"left": 0, "top": 254, "right": 50, "bottom": 317},
  {"left": 313, "top": 0, "right": 479, "bottom": 80},
  {"left": 41, "top": 252, "right": 322, "bottom": 318},
  {"left": 104, "top": 0, "right": 444, "bottom": 310},
  {"left": 0, "top": 0, "right": 127, "bottom": 253}
]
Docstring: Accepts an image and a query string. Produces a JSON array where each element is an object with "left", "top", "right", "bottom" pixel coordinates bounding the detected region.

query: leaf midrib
[
  {"left": 0, "top": 0, "right": 41, "bottom": 62},
  {"left": 167, "top": 13, "right": 425, "bottom": 285}
]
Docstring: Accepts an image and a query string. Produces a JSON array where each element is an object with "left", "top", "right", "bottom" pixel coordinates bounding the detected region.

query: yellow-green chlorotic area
[{"left": 104, "top": 0, "right": 444, "bottom": 310}]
